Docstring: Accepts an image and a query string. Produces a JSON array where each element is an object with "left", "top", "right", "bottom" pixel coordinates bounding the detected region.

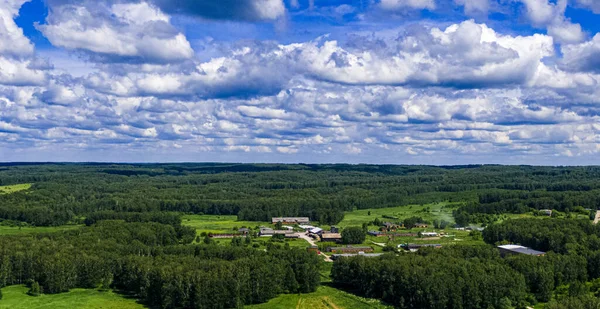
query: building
[
  {"left": 382, "top": 222, "right": 402, "bottom": 232},
  {"left": 368, "top": 230, "right": 383, "bottom": 236},
  {"left": 309, "top": 227, "right": 323, "bottom": 235},
  {"left": 414, "top": 223, "right": 429, "bottom": 228},
  {"left": 259, "top": 227, "right": 274, "bottom": 236},
  {"left": 539, "top": 209, "right": 553, "bottom": 216},
  {"left": 209, "top": 233, "right": 242, "bottom": 238},
  {"left": 398, "top": 243, "right": 442, "bottom": 252},
  {"left": 320, "top": 232, "right": 342, "bottom": 242},
  {"left": 421, "top": 231, "right": 439, "bottom": 237},
  {"left": 299, "top": 225, "right": 316, "bottom": 231},
  {"left": 238, "top": 228, "right": 250, "bottom": 235},
  {"left": 326, "top": 246, "right": 374, "bottom": 253},
  {"left": 307, "top": 245, "right": 319, "bottom": 254},
  {"left": 497, "top": 245, "right": 545, "bottom": 257},
  {"left": 331, "top": 253, "right": 383, "bottom": 260},
  {"left": 330, "top": 226, "right": 340, "bottom": 233},
  {"left": 272, "top": 217, "right": 310, "bottom": 224}
]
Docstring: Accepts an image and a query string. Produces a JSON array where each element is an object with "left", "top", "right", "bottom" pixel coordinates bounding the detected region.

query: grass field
[
  {"left": 182, "top": 214, "right": 270, "bottom": 234},
  {"left": 337, "top": 202, "right": 458, "bottom": 228},
  {"left": 0, "top": 285, "right": 145, "bottom": 309},
  {"left": 0, "top": 225, "right": 81, "bottom": 236},
  {"left": 0, "top": 184, "right": 31, "bottom": 195},
  {"left": 245, "top": 285, "right": 392, "bottom": 309}
]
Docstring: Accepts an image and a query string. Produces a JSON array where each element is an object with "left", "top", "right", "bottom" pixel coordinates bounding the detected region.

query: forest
[
  {"left": 1, "top": 163, "right": 600, "bottom": 308},
  {"left": 1, "top": 163, "right": 600, "bottom": 227}
]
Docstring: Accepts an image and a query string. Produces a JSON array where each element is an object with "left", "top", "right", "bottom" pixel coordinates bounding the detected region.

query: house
[
  {"left": 272, "top": 217, "right": 310, "bottom": 224},
  {"left": 330, "top": 253, "right": 383, "bottom": 260},
  {"left": 299, "top": 225, "right": 316, "bottom": 231},
  {"left": 497, "top": 245, "right": 545, "bottom": 257},
  {"left": 320, "top": 232, "right": 342, "bottom": 242},
  {"left": 238, "top": 228, "right": 250, "bottom": 235},
  {"left": 539, "top": 209, "right": 553, "bottom": 216},
  {"left": 330, "top": 226, "right": 340, "bottom": 233},
  {"left": 414, "top": 223, "right": 429, "bottom": 228},
  {"left": 326, "top": 246, "right": 374, "bottom": 253},
  {"left": 421, "top": 231, "right": 439, "bottom": 237}
]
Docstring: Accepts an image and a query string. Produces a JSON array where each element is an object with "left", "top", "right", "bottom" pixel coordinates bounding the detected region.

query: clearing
[
  {"left": 337, "top": 202, "right": 458, "bottom": 228},
  {"left": 0, "top": 285, "right": 145, "bottom": 309},
  {"left": 182, "top": 214, "right": 270, "bottom": 235},
  {"left": 245, "top": 286, "right": 391, "bottom": 309},
  {"left": 0, "top": 224, "right": 81, "bottom": 236},
  {"left": 0, "top": 184, "right": 31, "bottom": 195}
]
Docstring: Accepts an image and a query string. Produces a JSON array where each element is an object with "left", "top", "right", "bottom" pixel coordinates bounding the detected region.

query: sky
[{"left": 1, "top": 0, "right": 600, "bottom": 164}]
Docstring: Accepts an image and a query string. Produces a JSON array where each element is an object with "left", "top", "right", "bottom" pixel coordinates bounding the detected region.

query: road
[
  {"left": 594, "top": 210, "right": 600, "bottom": 224},
  {"left": 298, "top": 233, "right": 333, "bottom": 262}
]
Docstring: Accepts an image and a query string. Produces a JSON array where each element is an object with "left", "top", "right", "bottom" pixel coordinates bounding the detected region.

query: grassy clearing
[
  {"left": 0, "top": 224, "right": 81, "bottom": 236},
  {"left": 182, "top": 214, "right": 270, "bottom": 235},
  {"left": 338, "top": 202, "right": 459, "bottom": 228},
  {"left": 245, "top": 285, "right": 392, "bottom": 309},
  {"left": 0, "top": 183, "right": 31, "bottom": 195},
  {"left": 0, "top": 285, "right": 145, "bottom": 309}
]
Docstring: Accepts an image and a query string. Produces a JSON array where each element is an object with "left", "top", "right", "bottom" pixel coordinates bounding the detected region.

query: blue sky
[{"left": 1, "top": 0, "right": 600, "bottom": 164}]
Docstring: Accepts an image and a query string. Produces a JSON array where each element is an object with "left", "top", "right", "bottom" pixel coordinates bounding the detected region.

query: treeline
[
  {"left": 331, "top": 246, "right": 528, "bottom": 308},
  {"left": 0, "top": 220, "right": 321, "bottom": 308},
  {"left": 3, "top": 164, "right": 600, "bottom": 226}
]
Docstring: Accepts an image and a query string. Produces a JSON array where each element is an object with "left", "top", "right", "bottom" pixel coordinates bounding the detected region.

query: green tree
[
  {"left": 28, "top": 281, "right": 41, "bottom": 297},
  {"left": 341, "top": 227, "right": 366, "bottom": 244}
]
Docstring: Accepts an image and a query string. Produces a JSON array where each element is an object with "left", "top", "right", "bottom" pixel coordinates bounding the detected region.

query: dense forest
[
  {"left": 0, "top": 219, "right": 321, "bottom": 308},
  {"left": 332, "top": 218, "right": 600, "bottom": 308},
  {"left": 1, "top": 163, "right": 600, "bottom": 226}
]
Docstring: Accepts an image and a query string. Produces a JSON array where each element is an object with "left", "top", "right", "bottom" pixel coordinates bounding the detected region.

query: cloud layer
[{"left": 0, "top": 0, "right": 600, "bottom": 164}]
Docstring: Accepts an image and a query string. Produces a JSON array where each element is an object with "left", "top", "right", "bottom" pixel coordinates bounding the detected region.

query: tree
[
  {"left": 28, "top": 281, "right": 41, "bottom": 296},
  {"left": 341, "top": 227, "right": 366, "bottom": 244},
  {"left": 203, "top": 235, "right": 213, "bottom": 245},
  {"left": 274, "top": 221, "right": 283, "bottom": 230}
]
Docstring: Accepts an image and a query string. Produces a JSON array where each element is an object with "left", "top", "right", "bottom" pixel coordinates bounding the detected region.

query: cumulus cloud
[
  {"left": 561, "top": 34, "right": 600, "bottom": 73},
  {"left": 39, "top": 2, "right": 194, "bottom": 63},
  {"left": 454, "top": 0, "right": 489, "bottom": 16},
  {"left": 518, "top": 0, "right": 585, "bottom": 44}
]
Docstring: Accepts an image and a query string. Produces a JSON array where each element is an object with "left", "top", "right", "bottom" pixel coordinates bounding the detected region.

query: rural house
[
  {"left": 320, "top": 232, "right": 342, "bottom": 242},
  {"left": 326, "top": 246, "right": 374, "bottom": 253}
]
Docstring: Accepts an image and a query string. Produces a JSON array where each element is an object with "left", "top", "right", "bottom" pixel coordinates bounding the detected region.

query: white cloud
[
  {"left": 561, "top": 34, "right": 600, "bottom": 73},
  {"left": 454, "top": 0, "right": 489, "bottom": 16},
  {"left": 39, "top": 2, "right": 194, "bottom": 63},
  {"left": 518, "top": 0, "right": 585, "bottom": 44}
]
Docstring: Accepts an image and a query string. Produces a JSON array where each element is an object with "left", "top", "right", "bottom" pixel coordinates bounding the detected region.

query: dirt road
[
  {"left": 594, "top": 210, "right": 600, "bottom": 224},
  {"left": 298, "top": 233, "right": 332, "bottom": 262}
]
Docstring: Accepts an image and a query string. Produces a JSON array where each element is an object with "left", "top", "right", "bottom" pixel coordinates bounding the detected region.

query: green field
[
  {"left": 182, "top": 214, "right": 270, "bottom": 234},
  {"left": 0, "top": 224, "right": 81, "bottom": 236},
  {"left": 245, "top": 286, "right": 392, "bottom": 309},
  {"left": 0, "top": 285, "right": 145, "bottom": 309},
  {"left": 0, "top": 184, "right": 31, "bottom": 195},
  {"left": 337, "top": 202, "right": 458, "bottom": 228}
]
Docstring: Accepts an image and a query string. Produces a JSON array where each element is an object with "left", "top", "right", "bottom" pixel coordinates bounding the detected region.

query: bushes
[{"left": 341, "top": 227, "right": 365, "bottom": 244}]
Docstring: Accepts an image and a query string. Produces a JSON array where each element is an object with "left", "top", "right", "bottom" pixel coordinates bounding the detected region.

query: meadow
[
  {"left": 0, "top": 224, "right": 80, "bottom": 236},
  {"left": 336, "top": 202, "right": 458, "bottom": 228},
  {"left": 182, "top": 214, "right": 270, "bottom": 235},
  {"left": 245, "top": 285, "right": 392, "bottom": 309},
  {"left": 0, "top": 183, "right": 31, "bottom": 195},
  {"left": 0, "top": 285, "right": 144, "bottom": 309}
]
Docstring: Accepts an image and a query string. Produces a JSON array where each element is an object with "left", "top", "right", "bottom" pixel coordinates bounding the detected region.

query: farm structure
[
  {"left": 399, "top": 243, "right": 442, "bottom": 252},
  {"left": 272, "top": 217, "right": 310, "bottom": 224},
  {"left": 326, "top": 246, "right": 374, "bottom": 253},
  {"left": 320, "top": 232, "right": 342, "bottom": 242},
  {"left": 497, "top": 245, "right": 545, "bottom": 257},
  {"left": 331, "top": 253, "right": 383, "bottom": 260}
]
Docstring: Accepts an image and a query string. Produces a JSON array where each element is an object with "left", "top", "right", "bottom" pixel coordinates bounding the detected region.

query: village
[{"left": 202, "top": 215, "right": 545, "bottom": 261}]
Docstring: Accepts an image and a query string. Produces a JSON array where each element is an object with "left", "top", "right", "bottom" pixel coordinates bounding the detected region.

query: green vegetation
[
  {"left": 0, "top": 224, "right": 80, "bottom": 236},
  {"left": 338, "top": 203, "right": 457, "bottom": 228},
  {"left": 0, "top": 285, "right": 144, "bottom": 309},
  {"left": 0, "top": 184, "right": 31, "bottom": 195},
  {"left": 182, "top": 214, "right": 269, "bottom": 235},
  {"left": 245, "top": 286, "right": 391, "bottom": 309}
]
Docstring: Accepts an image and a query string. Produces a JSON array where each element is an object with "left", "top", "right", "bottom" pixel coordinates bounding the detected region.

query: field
[
  {"left": 337, "top": 202, "right": 458, "bottom": 228},
  {"left": 0, "top": 225, "right": 80, "bottom": 236},
  {"left": 0, "top": 285, "right": 145, "bottom": 309},
  {"left": 182, "top": 214, "right": 270, "bottom": 235},
  {"left": 0, "top": 184, "right": 31, "bottom": 195},
  {"left": 245, "top": 286, "right": 392, "bottom": 309}
]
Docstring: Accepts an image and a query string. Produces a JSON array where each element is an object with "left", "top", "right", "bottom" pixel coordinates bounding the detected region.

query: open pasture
[
  {"left": 0, "top": 285, "right": 145, "bottom": 309},
  {"left": 0, "top": 183, "right": 31, "bottom": 195}
]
